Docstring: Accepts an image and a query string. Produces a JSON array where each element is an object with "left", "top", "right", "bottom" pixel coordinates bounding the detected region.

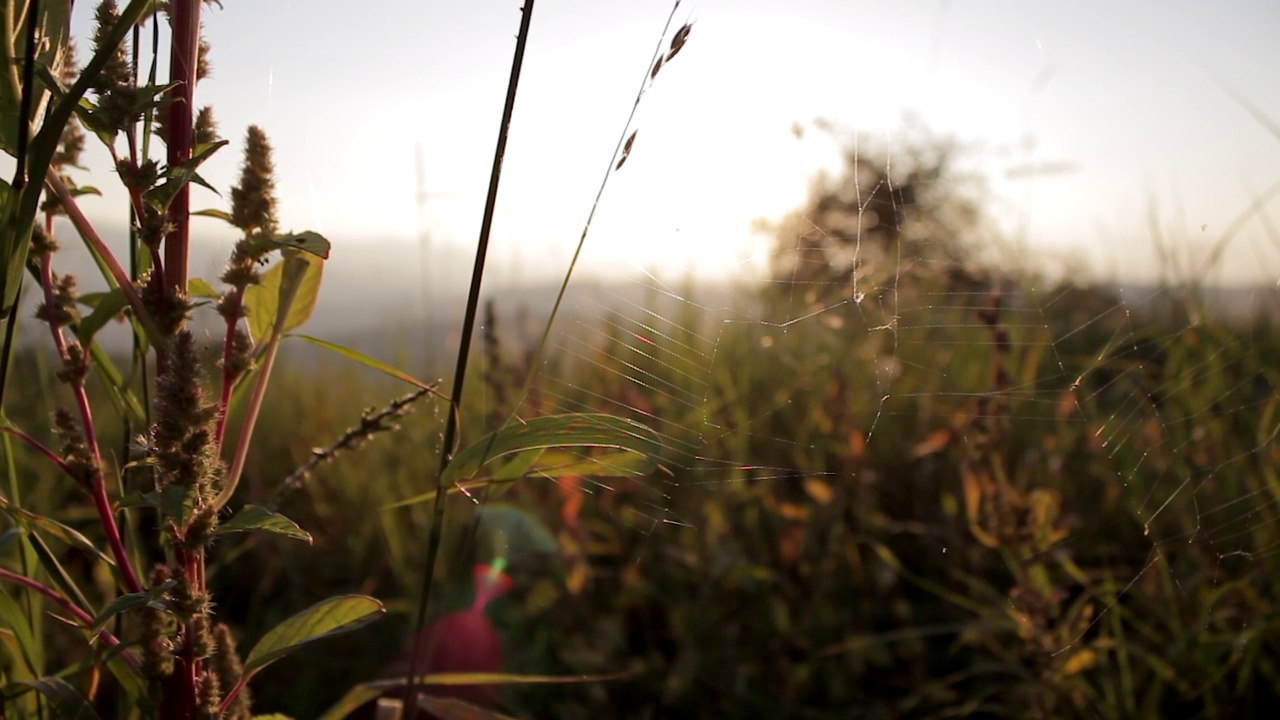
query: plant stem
[
  {"left": 403, "top": 2, "right": 536, "bottom": 715},
  {"left": 163, "top": 0, "right": 201, "bottom": 299},
  {"left": 216, "top": 329, "right": 283, "bottom": 509},
  {"left": 45, "top": 170, "right": 159, "bottom": 341},
  {"left": 0, "top": 566, "right": 140, "bottom": 670},
  {"left": 214, "top": 287, "right": 246, "bottom": 451},
  {"left": 0, "top": 425, "right": 75, "bottom": 480},
  {"left": 37, "top": 255, "right": 143, "bottom": 595}
]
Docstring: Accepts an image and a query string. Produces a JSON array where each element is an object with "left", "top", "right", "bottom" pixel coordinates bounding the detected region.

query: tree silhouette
[{"left": 765, "top": 117, "right": 994, "bottom": 306}]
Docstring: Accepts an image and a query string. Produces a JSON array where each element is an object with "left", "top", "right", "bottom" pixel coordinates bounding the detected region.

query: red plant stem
[
  {"left": 214, "top": 287, "right": 246, "bottom": 450},
  {"left": 163, "top": 0, "right": 201, "bottom": 298},
  {"left": 0, "top": 566, "right": 140, "bottom": 670},
  {"left": 45, "top": 171, "right": 157, "bottom": 339},
  {"left": 216, "top": 329, "right": 282, "bottom": 508},
  {"left": 0, "top": 426, "right": 76, "bottom": 481},
  {"left": 38, "top": 256, "right": 143, "bottom": 595}
]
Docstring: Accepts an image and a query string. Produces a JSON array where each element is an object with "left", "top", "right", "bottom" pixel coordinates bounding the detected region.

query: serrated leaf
[
  {"left": 243, "top": 595, "right": 383, "bottom": 675},
  {"left": 291, "top": 335, "right": 433, "bottom": 389},
  {"left": 90, "top": 582, "right": 175, "bottom": 634},
  {"left": 262, "top": 231, "right": 331, "bottom": 260},
  {"left": 215, "top": 505, "right": 312, "bottom": 543},
  {"left": 19, "top": 677, "right": 100, "bottom": 720},
  {"left": 243, "top": 252, "right": 324, "bottom": 345},
  {"left": 188, "top": 277, "right": 219, "bottom": 298}
]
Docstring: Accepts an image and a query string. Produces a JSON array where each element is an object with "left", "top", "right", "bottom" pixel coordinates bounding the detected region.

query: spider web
[{"left": 480, "top": 122, "right": 1280, "bottom": 714}]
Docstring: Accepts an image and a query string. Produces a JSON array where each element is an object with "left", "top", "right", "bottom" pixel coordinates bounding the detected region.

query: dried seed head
[
  {"left": 616, "top": 129, "right": 639, "bottom": 171},
  {"left": 211, "top": 623, "right": 252, "bottom": 720},
  {"left": 152, "top": 332, "right": 221, "bottom": 496},
  {"left": 650, "top": 56, "right": 664, "bottom": 80},
  {"left": 667, "top": 22, "right": 692, "bottom": 62},
  {"left": 140, "top": 565, "right": 177, "bottom": 678},
  {"left": 230, "top": 125, "right": 279, "bottom": 237},
  {"left": 35, "top": 273, "right": 79, "bottom": 329},
  {"left": 53, "top": 408, "right": 96, "bottom": 488},
  {"left": 29, "top": 226, "right": 59, "bottom": 260},
  {"left": 197, "top": 35, "right": 213, "bottom": 82},
  {"left": 221, "top": 327, "right": 255, "bottom": 378},
  {"left": 195, "top": 106, "right": 219, "bottom": 146},
  {"left": 197, "top": 671, "right": 222, "bottom": 720},
  {"left": 91, "top": 1, "right": 133, "bottom": 93},
  {"left": 57, "top": 341, "right": 89, "bottom": 385}
]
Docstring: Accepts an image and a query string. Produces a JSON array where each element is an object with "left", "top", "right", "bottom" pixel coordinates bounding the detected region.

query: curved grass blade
[
  {"left": 317, "top": 670, "right": 637, "bottom": 720},
  {"left": 291, "top": 334, "right": 435, "bottom": 390},
  {"left": 18, "top": 677, "right": 100, "bottom": 720},
  {"left": 442, "top": 414, "right": 661, "bottom": 486},
  {"left": 385, "top": 414, "right": 661, "bottom": 509}
]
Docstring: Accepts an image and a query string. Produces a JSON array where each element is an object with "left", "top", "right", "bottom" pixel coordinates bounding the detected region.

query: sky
[{"left": 64, "top": 0, "right": 1280, "bottom": 291}]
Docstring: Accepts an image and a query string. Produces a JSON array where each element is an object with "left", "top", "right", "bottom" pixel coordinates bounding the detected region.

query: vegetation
[{"left": 2, "top": 2, "right": 1278, "bottom": 720}]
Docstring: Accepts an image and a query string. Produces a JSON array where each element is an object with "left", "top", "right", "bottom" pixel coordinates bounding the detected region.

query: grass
[{"left": 2, "top": 2, "right": 1279, "bottom": 718}]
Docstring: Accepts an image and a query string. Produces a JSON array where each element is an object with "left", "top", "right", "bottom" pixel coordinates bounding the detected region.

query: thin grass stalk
[
  {"left": 11, "top": 0, "right": 40, "bottom": 194},
  {"left": 403, "top": 2, "right": 536, "bottom": 714},
  {"left": 505, "top": 0, "right": 683, "bottom": 421}
]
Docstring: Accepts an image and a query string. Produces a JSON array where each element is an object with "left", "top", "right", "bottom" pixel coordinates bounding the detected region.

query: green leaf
[
  {"left": 388, "top": 414, "right": 661, "bottom": 509},
  {"left": 243, "top": 251, "right": 324, "bottom": 345},
  {"left": 19, "top": 677, "right": 100, "bottom": 720},
  {"left": 87, "top": 342, "right": 147, "bottom": 427},
  {"left": 243, "top": 595, "right": 383, "bottom": 676},
  {"left": 261, "top": 231, "right": 331, "bottom": 260},
  {"left": 416, "top": 697, "right": 517, "bottom": 720},
  {"left": 75, "top": 287, "right": 129, "bottom": 346},
  {"left": 0, "top": 587, "right": 42, "bottom": 676},
  {"left": 143, "top": 139, "right": 229, "bottom": 211},
  {"left": 318, "top": 671, "right": 634, "bottom": 720},
  {"left": 443, "top": 414, "right": 660, "bottom": 486},
  {"left": 188, "top": 277, "right": 219, "bottom": 298},
  {"left": 192, "top": 207, "right": 234, "bottom": 222},
  {"left": 215, "top": 505, "right": 312, "bottom": 544},
  {"left": 159, "top": 483, "right": 199, "bottom": 530},
  {"left": 490, "top": 448, "right": 543, "bottom": 481},
  {"left": 291, "top": 334, "right": 434, "bottom": 389},
  {"left": 0, "top": 498, "right": 116, "bottom": 573},
  {"left": 90, "top": 582, "right": 175, "bottom": 634},
  {"left": 3, "top": 0, "right": 155, "bottom": 316},
  {"left": 524, "top": 448, "right": 655, "bottom": 479}
]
